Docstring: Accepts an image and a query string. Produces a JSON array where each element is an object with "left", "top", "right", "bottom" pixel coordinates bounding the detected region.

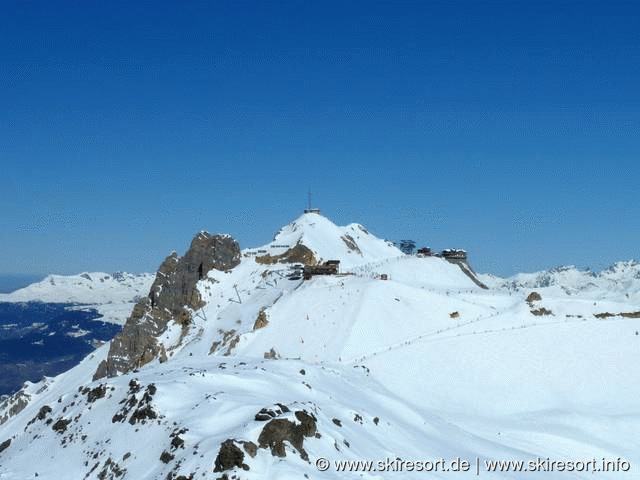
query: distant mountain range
[
  {"left": 1, "top": 212, "right": 638, "bottom": 479},
  {"left": 481, "top": 261, "right": 640, "bottom": 301},
  {"left": 0, "top": 271, "right": 154, "bottom": 325}
]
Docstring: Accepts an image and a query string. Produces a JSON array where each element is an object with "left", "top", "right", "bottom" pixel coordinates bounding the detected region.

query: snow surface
[
  {"left": 0, "top": 272, "right": 154, "bottom": 325},
  {"left": 480, "top": 261, "right": 640, "bottom": 302},
  {"left": 1, "top": 213, "right": 639, "bottom": 479},
  {"left": 245, "top": 212, "right": 402, "bottom": 269}
]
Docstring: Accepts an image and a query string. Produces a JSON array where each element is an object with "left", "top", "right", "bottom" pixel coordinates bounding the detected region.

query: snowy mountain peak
[
  {"left": 0, "top": 272, "right": 155, "bottom": 324},
  {"left": 601, "top": 259, "right": 640, "bottom": 278},
  {"left": 0, "top": 271, "right": 153, "bottom": 301},
  {"left": 251, "top": 212, "right": 401, "bottom": 269},
  {"left": 480, "top": 260, "right": 640, "bottom": 301}
]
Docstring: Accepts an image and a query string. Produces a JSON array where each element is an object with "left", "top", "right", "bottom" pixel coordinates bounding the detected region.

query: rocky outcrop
[
  {"left": 0, "top": 438, "right": 10, "bottom": 454},
  {"left": 0, "top": 389, "right": 30, "bottom": 426},
  {"left": 255, "top": 243, "right": 316, "bottom": 265},
  {"left": 149, "top": 232, "right": 241, "bottom": 314},
  {"left": 444, "top": 257, "right": 489, "bottom": 289},
  {"left": 526, "top": 291, "right": 542, "bottom": 303},
  {"left": 253, "top": 309, "right": 268, "bottom": 330},
  {"left": 94, "top": 232, "right": 240, "bottom": 379},
  {"left": 213, "top": 439, "right": 248, "bottom": 472},
  {"left": 594, "top": 311, "right": 640, "bottom": 319},
  {"left": 257, "top": 410, "right": 317, "bottom": 461},
  {"left": 341, "top": 234, "right": 362, "bottom": 254}
]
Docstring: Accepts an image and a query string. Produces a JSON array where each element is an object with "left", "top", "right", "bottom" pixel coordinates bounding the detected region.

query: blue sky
[{"left": 1, "top": 1, "right": 639, "bottom": 277}]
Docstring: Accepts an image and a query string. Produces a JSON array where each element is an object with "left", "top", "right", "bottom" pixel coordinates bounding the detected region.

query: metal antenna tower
[{"left": 304, "top": 190, "right": 320, "bottom": 214}]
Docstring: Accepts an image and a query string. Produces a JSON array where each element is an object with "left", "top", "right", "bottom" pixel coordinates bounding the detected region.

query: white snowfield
[
  {"left": 1, "top": 213, "right": 639, "bottom": 479},
  {"left": 245, "top": 212, "right": 402, "bottom": 269},
  {"left": 0, "top": 272, "right": 155, "bottom": 324},
  {"left": 480, "top": 261, "right": 640, "bottom": 302}
]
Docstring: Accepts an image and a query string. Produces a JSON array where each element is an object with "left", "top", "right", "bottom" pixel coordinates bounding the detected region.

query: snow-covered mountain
[
  {"left": 246, "top": 213, "right": 402, "bottom": 269},
  {"left": 0, "top": 272, "right": 154, "bottom": 324},
  {"left": 480, "top": 261, "right": 640, "bottom": 302},
  {"left": 1, "top": 212, "right": 638, "bottom": 479}
]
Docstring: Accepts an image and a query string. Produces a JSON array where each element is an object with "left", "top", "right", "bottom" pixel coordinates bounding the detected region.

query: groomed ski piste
[{"left": 1, "top": 213, "right": 638, "bottom": 479}]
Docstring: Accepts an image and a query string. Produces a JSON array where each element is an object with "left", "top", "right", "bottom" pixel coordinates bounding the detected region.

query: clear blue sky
[{"left": 1, "top": 1, "right": 638, "bottom": 277}]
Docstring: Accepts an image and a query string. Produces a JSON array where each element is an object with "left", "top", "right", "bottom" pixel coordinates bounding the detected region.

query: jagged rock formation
[{"left": 94, "top": 232, "right": 240, "bottom": 379}]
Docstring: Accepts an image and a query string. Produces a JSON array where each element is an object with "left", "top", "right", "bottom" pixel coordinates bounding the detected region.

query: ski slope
[{"left": 1, "top": 213, "right": 638, "bottom": 479}]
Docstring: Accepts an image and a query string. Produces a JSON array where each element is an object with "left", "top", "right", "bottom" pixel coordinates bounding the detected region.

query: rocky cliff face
[{"left": 94, "top": 232, "right": 240, "bottom": 379}]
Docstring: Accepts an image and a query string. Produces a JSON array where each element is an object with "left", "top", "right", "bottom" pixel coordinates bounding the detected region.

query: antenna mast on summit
[{"left": 304, "top": 190, "right": 320, "bottom": 214}]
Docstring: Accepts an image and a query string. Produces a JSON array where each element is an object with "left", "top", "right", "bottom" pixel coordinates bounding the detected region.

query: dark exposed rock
[
  {"left": 52, "top": 418, "right": 71, "bottom": 433},
  {"left": 128, "top": 379, "right": 142, "bottom": 394},
  {"left": 263, "top": 348, "right": 279, "bottom": 360},
  {"left": 253, "top": 309, "right": 269, "bottom": 330},
  {"left": 595, "top": 311, "right": 640, "bottom": 319},
  {"left": 213, "top": 439, "right": 248, "bottom": 472},
  {"left": 171, "top": 427, "right": 188, "bottom": 437},
  {"left": 170, "top": 435, "right": 184, "bottom": 450},
  {"left": 444, "top": 257, "right": 489, "bottom": 289},
  {"left": 526, "top": 292, "right": 542, "bottom": 303},
  {"left": 128, "top": 405, "right": 157, "bottom": 425},
  {"left": 294, "top": 410, "right": 317, "bottom": 437},
  {"left": 86, "top": 385, "right": 107, "bottom": 403},
  {"left": 341, "top": 235, "right": 362, "bottom": 254},
  {"left": 0, "top": 389, "right": 31, "bottom": 426},
  {"left": 95, "top": 232, "right": 240, "bottom": 379},
  {"left": 143, "top": 383, "right": 157, "bottom": 398},
  {"left": 112, "top": 383, "right": 158, "bottom": 424},
  {"left": 257, "top": 410, "right": 317, "bottom": 461},
  {"left": 332, "top": 418, "right": 342, "bottom": 427},
  {"left": 0, "top": 438, "right": 10, "bottom": 454},
  {"left": 255, "top": 243, "right": 316, "bottom": 266},
  {"left": 28, "top": 405, "right": 52, "bottom": 426},
  {"left": 255, "top": 410, "right": 275, "bottom": 421},
  {"left": 531, "top": 307, "right": 553, "bottom": 316},
  {"left": 159, "top": 451, "right": 174, "bottom": 464},
  {"left": 209, "top": 330, "right": 241, "bottom": 356},
  {"left": 258, "top": 419, "right": 293, "bottom": 457},
  {"left": 254, "top": 403, "right": 288, "bottom": 421},
  {"left": 242, "top": 441, "right": 257, "bottom": 458},
  {"left": 97, "top": 457, "right": 125, "bottom": 479},
  {"left": 111, "top": 412, "right": 126, "bottom": 423}
]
